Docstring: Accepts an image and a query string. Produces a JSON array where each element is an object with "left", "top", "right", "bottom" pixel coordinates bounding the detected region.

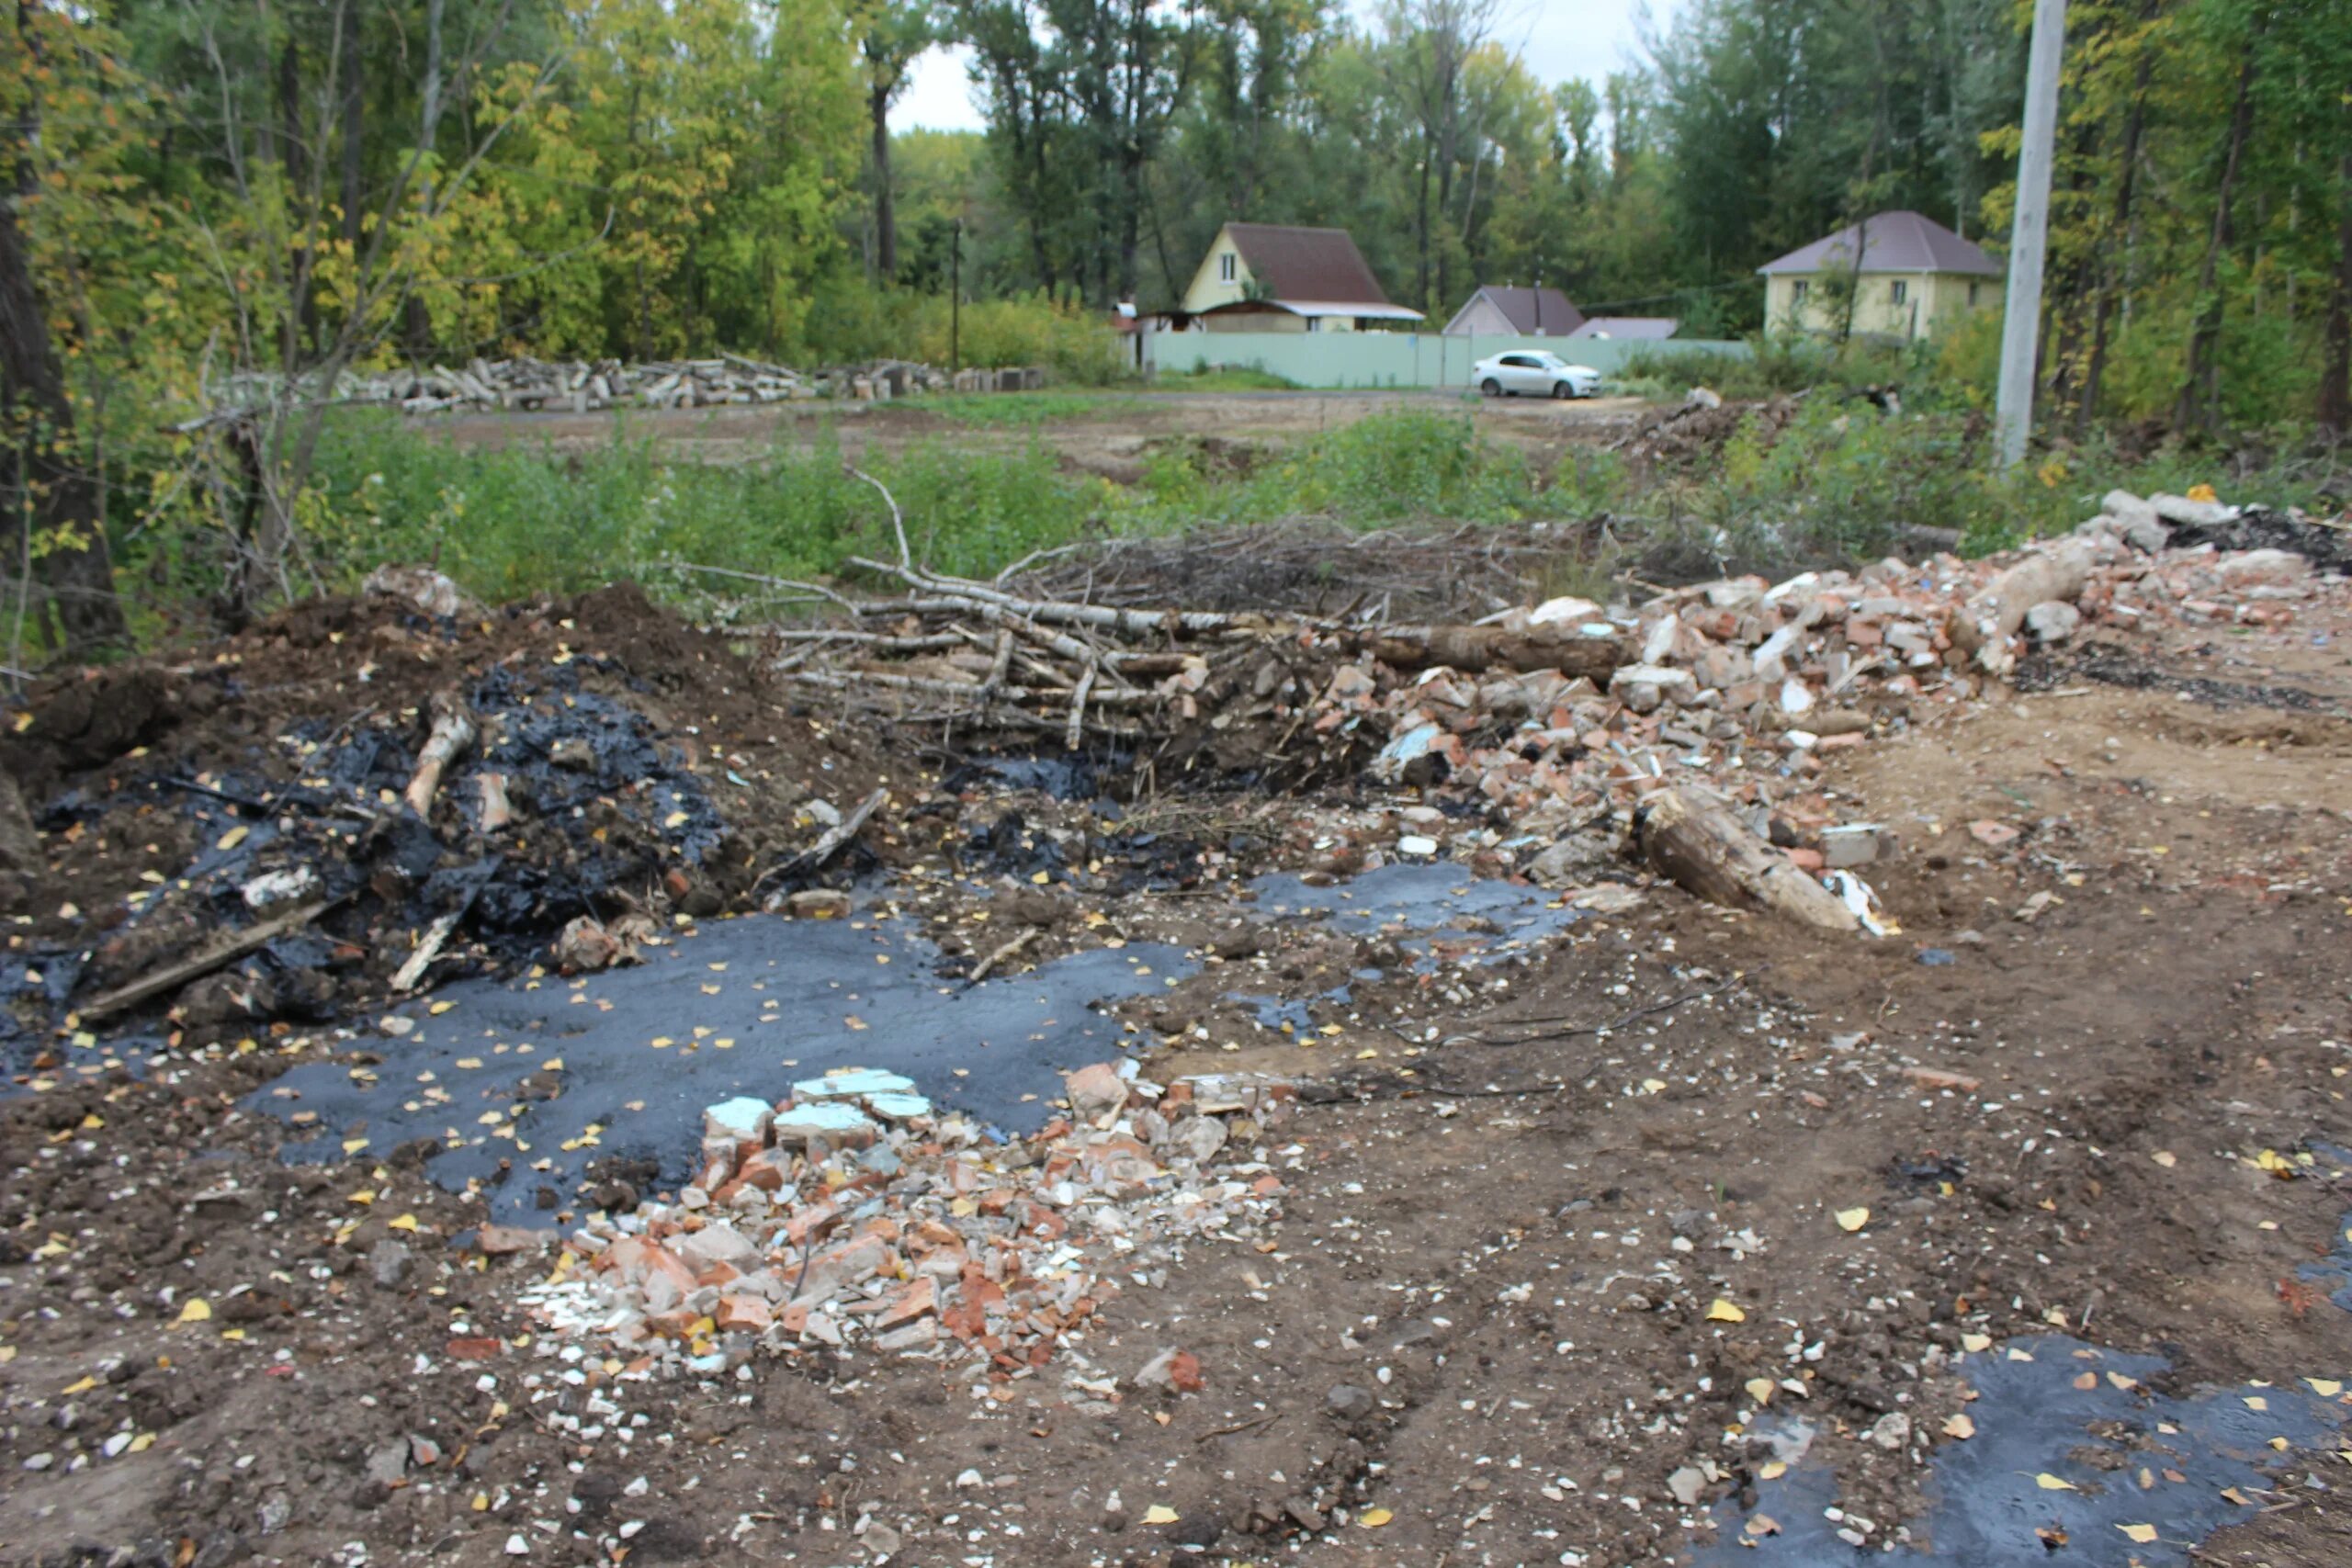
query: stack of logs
[{"left": 210, "top": 356, "right": 1023, "bottom": 416}]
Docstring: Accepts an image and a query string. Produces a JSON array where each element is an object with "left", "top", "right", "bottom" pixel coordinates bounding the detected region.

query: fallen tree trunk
[
  {"left": 1633, "top": 785, "right": 1860, "bottom": 932},
  {"left": 1351, "top": 624, "right": 1627, "bottom": 680}
]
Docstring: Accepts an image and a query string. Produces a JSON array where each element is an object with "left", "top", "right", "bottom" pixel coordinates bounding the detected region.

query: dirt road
[
  {"left": 426, "top": 388, "right": 1654, "bottom": 473},
  {"left": 5, "top": 516, "right": 2351, "bottom": 1567}
]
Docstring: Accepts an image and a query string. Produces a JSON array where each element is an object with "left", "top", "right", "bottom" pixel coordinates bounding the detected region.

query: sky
[{"left": 896, "top": 0, "right": 1674, "bottom": 134}]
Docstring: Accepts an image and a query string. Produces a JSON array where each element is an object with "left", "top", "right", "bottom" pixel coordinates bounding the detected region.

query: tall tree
[
  {"left": 1, "top": 0, "right": 131, "bottom": 653},
  {"left": 1385, "top": 0, "right": 1498, "bottom": 311},
  {"left": 859, "top": 0, "right": 935, "bottom": 280}
]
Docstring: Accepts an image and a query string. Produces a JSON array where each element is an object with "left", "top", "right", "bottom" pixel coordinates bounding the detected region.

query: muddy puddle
[
  {"left": 1701, "top": 1335, "right": 2344, "bottom": 1565},
  {"left": 1250, "top": 860, "right": 1583, "bottom": 966},
  {"left": 251, "top": 908, "right": 1193, "bottom": 1225}
]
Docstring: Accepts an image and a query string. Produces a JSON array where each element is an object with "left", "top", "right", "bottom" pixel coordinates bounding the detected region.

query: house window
[
  {"left": 1792, "top": 279, "right": 1809, "bottom": 301},
  {"left": 1306, "top": 316, "right": 1322, "bottom": 333},
  {"left": 1218, "top": 254, "right": 1236, "bottom": 284},
  {"left": 1890, "top": 279, "right": 1908, "bottom": 305},
  {"left": 1969, "top": 282, "right": 1981, "bottom": 306}
]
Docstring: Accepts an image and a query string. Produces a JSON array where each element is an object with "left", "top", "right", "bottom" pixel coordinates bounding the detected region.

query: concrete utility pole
[{"left": 1995, "top": 0, "right": 2068, "bottom": 468}]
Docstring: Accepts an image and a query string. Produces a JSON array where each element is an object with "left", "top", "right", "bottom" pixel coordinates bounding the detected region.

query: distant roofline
[
  {"left": 1756, "top": 209, "right": 2001, "bottom": 277},
  {"left": 1199, "top": 299, "right": 1426, "bottom": 321}
]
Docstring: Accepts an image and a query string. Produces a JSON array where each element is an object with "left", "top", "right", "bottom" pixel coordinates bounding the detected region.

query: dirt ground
[
  {"left": 6, "top": 526, "right": 2352, "bottom": 1567},
  {"left": 424, "top": 388, "right": 1654, "bottom": 479}
]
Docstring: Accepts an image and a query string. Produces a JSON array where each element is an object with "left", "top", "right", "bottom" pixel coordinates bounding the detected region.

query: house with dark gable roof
[
  {"left": 1177, "top": 223, "right": 1424, "bottom": 333},
  {"left": 1442, "top": 285, "right": 1585, "bottom": 337},
  {"left": 1757, "top": 209, "right": 2000, "bottom": 341}
]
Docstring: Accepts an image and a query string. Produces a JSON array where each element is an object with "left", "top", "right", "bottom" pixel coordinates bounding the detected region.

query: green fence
[{"left": 1142, "top": 330, "right": 1749, "bottom": 389}]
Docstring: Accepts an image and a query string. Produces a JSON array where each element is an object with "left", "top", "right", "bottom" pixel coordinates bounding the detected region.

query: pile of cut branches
[{"left": 662, "top": 472, "right": 1630, "bottom": 786}]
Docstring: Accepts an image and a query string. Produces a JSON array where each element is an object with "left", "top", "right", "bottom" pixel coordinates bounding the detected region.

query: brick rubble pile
[
  {"left": 520, "top": 1065, "right": 1290, "bottom": 1393},
  {"left": 1306, "top": 487, "right": 2343, "bottom": 879}
]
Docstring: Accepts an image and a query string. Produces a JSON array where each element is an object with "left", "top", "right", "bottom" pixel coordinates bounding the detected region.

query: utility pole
[
  {"left": 1995, "top": 0, "right": 2067, "bottom": 468},
  {"left": 950, "top": 219, "right": 964, "bottom": 374}
]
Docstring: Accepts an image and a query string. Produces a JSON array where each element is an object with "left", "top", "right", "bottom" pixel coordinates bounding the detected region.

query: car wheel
[
  {"left": 1551, "top": 381, "right": 1574, "bottom": 400},
  {"left": 1480, "top": 378, "right": 1501, "bottom": 398}
]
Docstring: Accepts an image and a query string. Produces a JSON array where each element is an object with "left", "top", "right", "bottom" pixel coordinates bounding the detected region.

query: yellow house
[
  {"left": 1757, "top": 210, "right": 2000, "bottom": 342},
  {"left": 1178, "top": 222, "right": 1424, "bottom": 333}
]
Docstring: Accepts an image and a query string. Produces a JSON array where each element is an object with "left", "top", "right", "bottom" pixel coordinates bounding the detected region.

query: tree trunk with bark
[
  {"left": 2176, "top": 39, "right": 2260, "bottom": 434},
  {"left": 869, "top": 81, "right": 897, "bottom": 279},
  {"left": 2323, "top": 140, "right": 2352, "bottom": 434},
  {"left": 0, "top": 35, "right": 129, "bottom": 658},
  {"left": 2078, "top": 45, "right": 2153, "bottom": 438}
]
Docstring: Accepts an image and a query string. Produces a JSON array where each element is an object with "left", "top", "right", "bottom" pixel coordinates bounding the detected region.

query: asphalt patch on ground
[{"left": 250, "top": 906, "right": 1192, "bottom": 1225}]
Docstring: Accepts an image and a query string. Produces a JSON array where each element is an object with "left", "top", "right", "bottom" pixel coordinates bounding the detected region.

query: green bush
[{"left": 792, "top": 283, "right": 1130, "bottom": 388}]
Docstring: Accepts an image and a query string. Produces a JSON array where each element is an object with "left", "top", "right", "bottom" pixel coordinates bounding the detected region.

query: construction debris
[
  {"left": 522, "top": 1065, "right": 1292, "bottom": 1383},
  {"left": 743, "top": 483, "right": 2342, "bottom": 928}
]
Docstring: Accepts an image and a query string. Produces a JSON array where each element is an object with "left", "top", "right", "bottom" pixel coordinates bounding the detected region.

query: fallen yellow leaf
[
  {"left": 1836, "top": 1207, "right": 1870, "bottom": 1233},
  {"left": 2118, "top": 1523, "right": 2158, "bottom": 1544},
  {"left": 2152, "top": 1150, "right": 2177, "bottom": 1168},
  {"left": 1706, "top": 1299, "right": 1747, "bottom": 1324},
  {"left": 2035, "top": 1472, "right": 2076, "bottom": 1492},
  {"left": 2307, "top": 1378, "right": 2343, "bottom": 1397},
  {"left": 1359, "top": 1507, "right": 1395, "bottom": 1528},
  {"left": 217, "top": 825, "right": 249, "bottom": 851},
  {"left": 388, "top": 1213, "right": 420, "bottom": 1233},
  {"left": 176, "top": 1299, "right": 212, "bottom": 1324},
  {"left": 1943, "top": 1413, "right": 1975, "bottom": 1439},
  {"left": 1962, "top": 1333, "right": 1993, "bottom": 1352},
  {"left": 1143, "top": 1505, "right": 1180, "bottom": 1525},
  {"left": 1745, "top": 1376, "right": 1775, "bottom": 1406}
]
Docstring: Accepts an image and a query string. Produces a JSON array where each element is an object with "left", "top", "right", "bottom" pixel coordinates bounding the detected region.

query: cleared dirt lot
[
  {"left": 426, "top": 389, "right": 1655, "bottom": 475},
  {"left": 6, "top": 482, "right": 2352, "bottom": 1568}
]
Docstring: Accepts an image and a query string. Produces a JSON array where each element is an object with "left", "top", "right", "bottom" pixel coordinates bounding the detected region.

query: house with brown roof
[
  {"left": 1442, "top": 285, "right": 1585, "bottom": 337},
  {"left": 1178, "top": 223, "right": 1424, "bottom": 333},
  {"left": 1758, "top": 209, "right": 2000, "bottom": 341}
]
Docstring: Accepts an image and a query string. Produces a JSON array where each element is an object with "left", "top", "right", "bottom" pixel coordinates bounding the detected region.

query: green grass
[
  {"left": 292, "top": 400, "right": 2346, "bottom": 618},
  {"left": 897, "top": 389, "right": 1148, "bottom": 427},
  {"left": 1147, "top": 366, "right": 1304, "bottom": 393}
]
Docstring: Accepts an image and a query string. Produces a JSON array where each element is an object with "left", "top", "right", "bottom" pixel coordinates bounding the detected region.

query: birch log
[{"left": 1634, "top": 784, "right": 1861, "bottom": 932}]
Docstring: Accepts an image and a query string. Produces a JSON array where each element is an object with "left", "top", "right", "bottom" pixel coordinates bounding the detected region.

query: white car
[{"left": 1472, "top": 351, "right": 1601, "bottom": 400}]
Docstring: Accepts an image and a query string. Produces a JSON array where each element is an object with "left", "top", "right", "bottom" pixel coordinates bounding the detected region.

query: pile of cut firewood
[{"left": 211, "top": 355, "right": 982, "bottom": 416}]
